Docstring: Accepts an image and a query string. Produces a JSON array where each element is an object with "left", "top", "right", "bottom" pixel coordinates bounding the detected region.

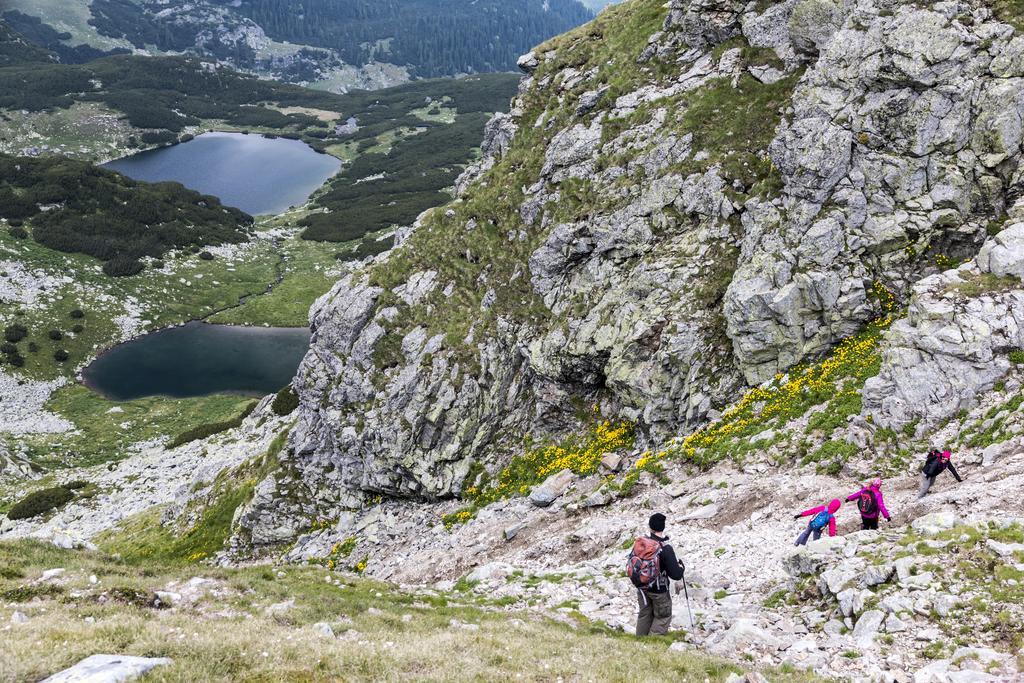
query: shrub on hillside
[
  {"left": 7, "top": 226, "right": 27, "bottom": 239},
  {"left": 64, "top": 480, "right": 89, "bottom": 490},
  {"left": 53, "top": 349, "right": 69, "bottom": 362},
  {"left": 102, "top": 256, "right": 145, "bottom": 277},
  {"left": 48, "top": 330, "right": 62, "bottom": 341},
  {"left": 27, "top": 342, "right": 38, "bottom": 353},
  {"left": 271, "top": 386, "right": 299, "bottom": 416},
  {"left": 199, "top": 251, "right": 214, "bottom": 261},
  {"left": 3, "top": 324, "right": 27, "bottom": 343},
  {"left": 167, "top": 401, "right": 258, "bottom": 449},
  {"left": 6, "top": 353, "right": 24, "bottom": 367},
  {"left": 0, "top": 342, "right": 17, "bottom": 355},
  {"left": 72, "top": 324, "right": 84, "bottom": 334},
  {"left": 69, "top": 309, "right": 85, "bottom": 319},
  {"left": 6, "top": 486, "right": 74, "bottom": 520}
]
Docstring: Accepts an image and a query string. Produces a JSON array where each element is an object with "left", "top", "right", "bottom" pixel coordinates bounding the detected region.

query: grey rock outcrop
[
  {"left": 864, "top": 226, "right": 1024, "bottom": 430},
  {"left": 528, "top": 469, "right": 576, "bottom": 507},
  {"left": 725, "top": 2, "right": 1024, "bottom": 385}
]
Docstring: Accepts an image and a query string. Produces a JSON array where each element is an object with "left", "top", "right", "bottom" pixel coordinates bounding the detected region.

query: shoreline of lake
[{"left": 81, "top": 321, "right": 311, "bottom": 402}]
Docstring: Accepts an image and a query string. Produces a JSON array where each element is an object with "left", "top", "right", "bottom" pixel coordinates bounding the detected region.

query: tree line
[
  {"left": 75, "top": 0, "right": 591, "bottom": 77},
  {"left": 0, "top": 154, "right": 252, "bottom": 275}
]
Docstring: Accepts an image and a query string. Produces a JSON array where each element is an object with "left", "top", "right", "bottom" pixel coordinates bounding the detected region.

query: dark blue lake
[
  {"left": 82, "top": 322, "right": 310, "bottom": 401},
  {"left": 103, "top": 132, "right": 340, "bottom": 215}
]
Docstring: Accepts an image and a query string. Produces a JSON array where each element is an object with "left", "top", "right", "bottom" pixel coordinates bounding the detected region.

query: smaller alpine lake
[
  {"left": 82, "top": 323, "right": 311, "bottom": 401},
  {"left": 102, "top": 132, "right": 341, "bottom": 215}
]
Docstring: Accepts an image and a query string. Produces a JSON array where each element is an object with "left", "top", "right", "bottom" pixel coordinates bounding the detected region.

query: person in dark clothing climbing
[
  {"left": 626, "top": 513, "right": 685, "bottom": 636},
  {"left": 918, "top": 449, "right": 963, "bottom": 498}
]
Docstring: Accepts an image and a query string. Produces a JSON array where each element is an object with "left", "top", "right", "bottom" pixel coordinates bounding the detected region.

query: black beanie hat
[{"left": 649, "top": 513, "right": 666, "bottom": 532}]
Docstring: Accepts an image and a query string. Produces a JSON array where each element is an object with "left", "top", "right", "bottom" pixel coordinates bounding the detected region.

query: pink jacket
[
  {"left": 799, "top": 501, "right": 840, "bottom": 537},
  {"left": 846, "top": 485, "right": 890, "bottom": 520}
]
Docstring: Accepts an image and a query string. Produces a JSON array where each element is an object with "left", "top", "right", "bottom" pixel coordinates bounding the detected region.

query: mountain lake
[
  {"left": 82, "top": 322, "right": 311, "bottom": 401},
  {"left": 102, "top": 132, "right": 340, "bottom": 215}
]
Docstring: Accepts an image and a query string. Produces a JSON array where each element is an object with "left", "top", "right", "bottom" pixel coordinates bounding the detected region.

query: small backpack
[
  {"left": 626, "top": 537, "right": 663, "bottom": 589},
  {"left": 923, "top": 454, "right": 945, "bottom": 477},
  {"left": 809, "top": 510, "right": 832, "bottom": 531},
  {"left": 858, "top": 490, "right": 879, "bottom": 516}
]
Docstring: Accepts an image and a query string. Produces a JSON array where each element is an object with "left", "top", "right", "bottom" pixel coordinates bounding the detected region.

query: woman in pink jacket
[
  {"left": 846, "top": 478, "right": 891, "bottom": 530},
  {"left": 793, "top": 499, "right": 841, "bottom": 546}
]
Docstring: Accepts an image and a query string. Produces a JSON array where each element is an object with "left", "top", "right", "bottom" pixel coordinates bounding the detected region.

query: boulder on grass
[{"left": 40, "top": 655, "right": 172, "bottom": 683}]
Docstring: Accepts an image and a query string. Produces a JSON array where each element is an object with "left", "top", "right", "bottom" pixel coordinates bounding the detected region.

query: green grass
[
  {"left": 166, "top": 401, "right": 258, "bottom": 449},
  {"left": 0, "top": 102, "right": 136, "bottom": 161},
  {"left": 0, "top": 539, "right": 824, "bottom": 683},
  {"left": 763, "top": 589, "right": 788, "bottom": 609},
  {"left": 945, "top": 272, "right": 1020, "bottom": 297},
  {"left": 207, "top": 234, "right": 345, "bottom": 327},
  {"left": 990, "top": 0, "right": 1024, "bottom": 30},
  {"left": 801, "top": 439, "right": 858, "bottom": 475},
  {"left": 806, "top": 389, "right": 862, "bottom": 436},
  {"left": 18, "top": 384, "right": 255, "bottom": 469}
]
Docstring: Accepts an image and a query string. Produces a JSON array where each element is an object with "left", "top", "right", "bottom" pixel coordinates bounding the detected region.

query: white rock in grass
[
  {"left": 154, "top": 591, "right": 181, "bottom": 607},
  {"left": 312, "top": 622, "right": 335, "bottom": 639},
  {"left": 852, "top": 610, "right": 884, "bottom": 646},
  {"left": 449, "top": 618, "right": 480, "bottom": 631},
  {"left": 265, "top": 598, "right": 295, "bottom": 614},
  {"left": 40, "top": 568, "right": 65, "bottom": 581},
  {"left": 986, "top": 539, "right": 1024, "bottom": 557},
  {"left": 911, "top": 511, "right": 958, "bottom": 536},
  {"left": 11, "top": 611, "right": 28, "bottom": 624},
  {"left": 39, "top": 654, "right": 172, "bottom": 683}
]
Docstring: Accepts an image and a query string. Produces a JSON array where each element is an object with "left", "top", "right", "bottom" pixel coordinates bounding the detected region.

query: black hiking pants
[
  {"left": 636, "top": 588, "right": 672, "bottom": 636},
  {"left": 861, "top": 516, "right": 879, "bottom": 530}
]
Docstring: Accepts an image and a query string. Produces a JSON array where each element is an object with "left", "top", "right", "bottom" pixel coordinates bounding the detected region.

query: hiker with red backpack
[
  {"left": 793, "top": 498, "right": 841, "bottom": 546},
  {"left": 846, "top": 478, "right": 891, "bottom": 530},
  {"left": 626, "top": 513, "right": 685, "bottom": 636},
  {"left": 918, "top": 448, "right": 963, "bottom": 498}
]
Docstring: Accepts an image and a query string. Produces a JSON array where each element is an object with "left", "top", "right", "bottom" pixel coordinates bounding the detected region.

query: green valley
[{"left": 0, "top": 36, "right": 519, "bottom": 473}]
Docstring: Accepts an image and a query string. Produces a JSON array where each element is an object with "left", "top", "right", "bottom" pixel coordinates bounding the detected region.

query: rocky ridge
[{"left": 243, "top": 0, "right": 1024, "bottom": 523}]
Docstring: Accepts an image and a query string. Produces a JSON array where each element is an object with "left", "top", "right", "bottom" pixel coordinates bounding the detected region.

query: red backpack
[
  {"left": 858, "top": 490, "right": 879, "bottom": 516},
  {"left": 626, "top": 537, "right": 663, "bottom": 589}
]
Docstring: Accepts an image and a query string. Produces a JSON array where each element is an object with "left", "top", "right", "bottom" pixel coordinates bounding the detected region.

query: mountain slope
[
  {"left": 2, "top": 0, "right": 594, "bottom": 87},
  {"left": 233, "top": 0, "right": 1024, "bottom": 517},
  {"left": 7, "top": 1, "right": 1024, "bottom": 680}
]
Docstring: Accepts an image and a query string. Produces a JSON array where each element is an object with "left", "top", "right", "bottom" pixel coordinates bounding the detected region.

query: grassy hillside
[{"left": 0, "top": 539, "right": 817, "bottom": 682}]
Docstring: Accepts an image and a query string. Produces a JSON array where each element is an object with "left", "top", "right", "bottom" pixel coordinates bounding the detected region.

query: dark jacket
[
  {"left": 646, "top": 533, "right": 684, "bottom": 593},
  {"left": 923, "top": 454, "right": 963, "bottom": 482}
]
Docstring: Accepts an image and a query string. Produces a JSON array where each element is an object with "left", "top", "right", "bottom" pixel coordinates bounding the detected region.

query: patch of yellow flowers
[
  {"left": 442, "top": 417, "right": 636, "bottom": 529},
  {"left": 677, "top": 312, "right": 895, "bottom": 465},
  {"left": 533, "top": 420, "right": 634, "bottom": 478}
]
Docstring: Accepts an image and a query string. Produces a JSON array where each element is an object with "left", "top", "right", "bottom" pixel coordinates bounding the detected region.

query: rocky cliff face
[{"left": 237, "top": 0, "right": 1024, "bottom": 544}]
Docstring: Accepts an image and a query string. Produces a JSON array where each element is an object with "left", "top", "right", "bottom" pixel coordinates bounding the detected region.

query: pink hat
[
  {"left": 871, "top": 478, "right": 882, "bottom": 488},
  {"left": 827, "top": 499, "right": 842, "bottom": 513},
  {"left": 941, "top": 450, "right": 951, "bottom": 459}
]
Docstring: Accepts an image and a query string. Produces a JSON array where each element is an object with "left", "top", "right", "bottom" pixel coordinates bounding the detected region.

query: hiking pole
[{"left": 682, "top": 568, "right": 694, "bottom": 631}]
